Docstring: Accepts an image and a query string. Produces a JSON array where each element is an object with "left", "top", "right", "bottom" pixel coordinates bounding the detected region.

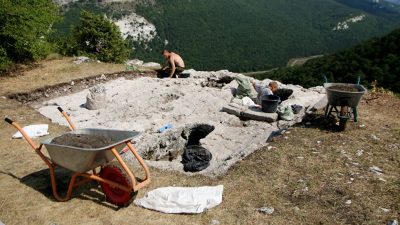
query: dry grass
[
  {"left": 0, "top": 57, "right": 125, "bottom": 96},
  {"left": 0, "top": 58, "right": 399, "bottom": 225}
]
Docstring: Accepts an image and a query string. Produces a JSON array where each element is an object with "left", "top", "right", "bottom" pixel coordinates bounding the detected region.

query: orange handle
[
  {"left": 5, "top": 117, "right": 38, "bottom": 150},
  {"left": 57, "top": 107, "right": 76, "bottom": 130}
]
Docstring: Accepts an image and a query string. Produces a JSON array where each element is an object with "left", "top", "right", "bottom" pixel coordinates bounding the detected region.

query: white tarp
[
  {"left": 134, "top": 185, "right": 224, "bottom": 214},
  {"left": 12, "top": 124, "right": 49, "bottom": 139}
]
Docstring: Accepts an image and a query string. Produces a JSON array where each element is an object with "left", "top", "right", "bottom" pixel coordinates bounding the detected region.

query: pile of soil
[
  {"left": 51, "top": 133, "right": 114, "bottom": 149},
  {"left": 327, "top": 85, "right": 361, "bottom": 92}
]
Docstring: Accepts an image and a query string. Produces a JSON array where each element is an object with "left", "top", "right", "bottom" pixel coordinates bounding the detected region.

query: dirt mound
[
  {"left": 51, "top": 133, "right": 114, "bottom": 149},
  {"left": 327, "top": 85, "right": 361, "bottom": 92}
]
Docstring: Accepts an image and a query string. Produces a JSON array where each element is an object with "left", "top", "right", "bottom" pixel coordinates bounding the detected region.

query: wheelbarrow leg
[
  {"left": 338, "top": 106, "right": 349, "bottom": 131},
  {"left": 325, "top": 104, "right": 335, "bottom": 118},
  {"left": 49, "top": 167, "right": 99, "bottom": 202},
  {"left": 126, "top": 142, "right": 151, "bottom": 190},
  {"left": 325, "top": 105, "right": 335, "bottom": 118},
  {"left": 48, "top": 166, "right": 78, "bottom": 202},
  {"left": 94, "top": 144, "right": 151, "bottom": 206},
  {"left": 110, "top": 143, "right": 151, "bottom": 191},
  {"left": 324, "top": 104, "right": 330, "bottom": 118},
  {"left": 353, "top": 107, "right": 358, "bottom": 122}
]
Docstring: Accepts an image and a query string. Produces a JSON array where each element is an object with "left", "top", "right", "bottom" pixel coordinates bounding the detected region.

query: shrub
[
  {"left": 0, "top": 0, "right": 59, "bottom": 73},
  {"left": 72, "top": 11, "right": 130, "bottom": 63}
]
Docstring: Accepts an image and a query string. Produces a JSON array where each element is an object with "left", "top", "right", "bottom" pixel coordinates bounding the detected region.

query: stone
[
  {"left": 86, "top": 85, "right": 107, "bottom": 110},
  {"left": 369, "top": 166, "right": 383, "bottom": 175},
  {"left": 210, "top": 219, "right": 220, "bottom": 225},
  {"left": 257, "top": 206, "right": 274, "bottom": 214},
  {"left": 221, "top": 103, "right": 278, "bottom": 122}
]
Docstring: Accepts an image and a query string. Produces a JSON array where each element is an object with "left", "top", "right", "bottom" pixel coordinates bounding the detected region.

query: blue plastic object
[{"left": 159, "top": 123, "right": 173, "bottom": 133}]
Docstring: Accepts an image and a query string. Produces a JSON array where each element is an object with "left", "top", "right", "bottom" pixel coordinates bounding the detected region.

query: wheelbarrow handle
[
  {"left": 57, "top": 107, "right": 76, "bottom": 130},
  {"left": 4, "top": 117, "right": 40, "bottom": 151},
  {"left": 4, "top": 117, "right": 13, "bottom": 124}
]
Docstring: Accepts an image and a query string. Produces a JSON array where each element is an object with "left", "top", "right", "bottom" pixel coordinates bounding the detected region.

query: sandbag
[
  {"left": 277, "top": 105, "right": 294, "bottom": 121},
  {"left": 86, "top": 85, "right": 106, "bottom": 110},
  {"left": 234, "top": 76, "right": 252, "bottom": 98}
]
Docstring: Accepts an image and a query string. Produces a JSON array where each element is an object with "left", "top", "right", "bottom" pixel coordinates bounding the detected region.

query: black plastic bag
[{"left": 182, "top": 145, "right": 212, "bottom": 172}]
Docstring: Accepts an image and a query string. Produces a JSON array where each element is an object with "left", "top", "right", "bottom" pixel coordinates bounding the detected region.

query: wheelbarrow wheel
[{"left": 99, "top": 165, "right": 135, "bottom": 206}]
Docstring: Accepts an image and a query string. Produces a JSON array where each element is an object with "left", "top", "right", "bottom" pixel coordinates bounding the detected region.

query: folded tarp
[{"left": 134, "top": 185, "right": 224, "bottom": 214}]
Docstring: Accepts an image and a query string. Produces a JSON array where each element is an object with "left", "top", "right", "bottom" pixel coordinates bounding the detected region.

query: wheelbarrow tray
[
  {"left": 324, "top": 83, "right": 366, "bottom": 108},
  {"left": 41, "top": 128, "right": 139, "bottom": 173}
]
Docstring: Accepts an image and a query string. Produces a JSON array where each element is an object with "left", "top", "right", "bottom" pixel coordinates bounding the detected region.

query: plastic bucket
[{"left": 261, "top": 95, "right": 280, "bottom": 113}]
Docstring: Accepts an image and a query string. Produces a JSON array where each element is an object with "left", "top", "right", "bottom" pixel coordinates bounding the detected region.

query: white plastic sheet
[
  {"left": 12, "top": 124, "right": 49, "bottom": 139},
  {"left": 134, "top": 185, "right": 224, "bottom": 214},
  {"left": 242, "top": 96, "right": 256, "bottom": 107}
]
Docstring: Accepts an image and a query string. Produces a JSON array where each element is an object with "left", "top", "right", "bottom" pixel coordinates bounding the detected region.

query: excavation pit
[{"left": 35, "top": 70, "right": 325, "bottom": 177}]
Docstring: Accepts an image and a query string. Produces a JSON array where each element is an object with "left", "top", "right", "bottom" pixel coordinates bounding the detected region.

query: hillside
[
  {"left": 54, "top": 0, "right": 400, "bottom": 72},
  {"left": 257, "top": 27, "right": 400, "bottom": 93}
]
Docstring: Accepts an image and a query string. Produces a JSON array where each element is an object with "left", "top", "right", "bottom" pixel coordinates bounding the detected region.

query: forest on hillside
[
  {"left": 255, "top": 28, "right": 400, "bottom": 93},
  {"left": 54, "top": 0, "right": 400, "bottom": 72}
]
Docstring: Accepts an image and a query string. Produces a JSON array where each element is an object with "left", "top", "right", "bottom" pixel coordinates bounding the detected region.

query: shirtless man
[
  {"left": 161, "top": 49, "right": 185, "bottom": 78},
  {"left": 252, "top": 80, "right": 279, "bottom": 104}
]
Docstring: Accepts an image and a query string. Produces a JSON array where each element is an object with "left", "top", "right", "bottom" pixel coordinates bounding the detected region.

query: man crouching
[{"left": 158, "top": 49, "right": 185, "bottom": 78}]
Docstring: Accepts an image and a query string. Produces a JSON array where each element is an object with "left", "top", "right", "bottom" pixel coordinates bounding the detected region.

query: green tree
[
  {"left": 72, "top": 11, "right": 129, "bottom": 63},
  {"left": 0, "top": 0, "right": 59, "bottom": 72}
]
